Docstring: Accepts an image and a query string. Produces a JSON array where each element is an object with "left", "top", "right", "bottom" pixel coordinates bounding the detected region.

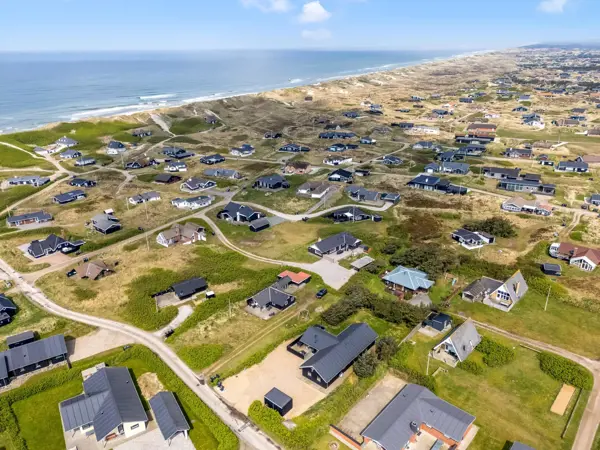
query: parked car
[{"left": 316, "top": 288, "right": 328, "bottom": 299}]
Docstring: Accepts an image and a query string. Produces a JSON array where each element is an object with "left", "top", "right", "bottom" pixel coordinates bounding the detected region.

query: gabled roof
[
  {"left": 510, "top": 443, "right": 536, "bottom": 450},
  {"left": 300, "top": 323, "right": 378, "bottom": 384},
  {"left": 249, "top": 286, "right": 294, "bottom": 308},
  {"left": 7, "top": 211, "right": 52, "bottom": 225},
  {"left": 60, "top": 367, "right": 147, "bottom": 441},
  {"left": 2, "top": 334, "right": 67, "bottom": 372},
  {"left": 361, "top": 384, "right": 475, "bottom": 449},
  {"left": 408, "top": 175, "right": 440, "bottom": 186},
  {"left": 311, "top": 232, "right": 361, "bottom": 254},
  {"left": 221, "top": 202, "right": 259, "bottom": 219},
  {"left": 171, "top": 277, "right": 207, "bottom": 298},
  {"left": 264, "top": 388, "right": 292, "bottom": 409},
  {"left": 463, "top": 277, "right": 504, "bottom": 298},
  {"left": 6, "top": 331, "right": 35, "bottom": 347},
  {"left": 436, "top": 320, "right": 481, "bottom": 362},
  {"left": 382, "top": 265, "right": 434, "bottom": 291},
  {"left": 76, "top": 261, "right": 110, "bottom": 280},
  {"left": 0, "top": 295, "right": 16, "bottom": 313},
  {"left": 149, "top": 391, "right": 190, "bottom": 441}
]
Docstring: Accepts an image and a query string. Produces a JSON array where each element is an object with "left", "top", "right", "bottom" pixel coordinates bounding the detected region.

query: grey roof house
[
  {"left": 8, "top": 175, "right": 50, "bottom": 187},
  {"left": 56, "top": 136, "right": 78, "bottom": 147},
  {"left": 28, "top": 234, "right": 84, "bottom": 258},
  {"left": 60, "top": 149, "right": 82, "bottom": 159},
  {"left": 7, "top": 210, "right": 52, "bottom": 227},
  {"left": 382, "top": 265, "right": 434, "bottom": 294},
  {"left": 149, "top": 392, "right": 190, "bottom": 443},
  {"left": 128, "top": 191, "right": 161, "bottom": 205},
  {"left": 433, "top": 320, "right": 482, "bottom": 366},
  {"left": 253, "top": 174, "right": 290, "bottom": 190},
  {"left": 59, "top": 367, "right": 148, "bottom": 443},
  {"left": 181, "top": 177, "right": 217, "bottom": 192},
  {"left": 361, "top": 384, "right": 476, "bottom": 449},
  {"left": 247, "top": 285, "right": 296, "bottom": 312},
  {"left": 53, "top": 190, "right": 86, "bottom": 205},
  {"left": 308, "top": 232, "right": 361, "bottom": 257},
  {"left": 217, "top": 202, "right": 262, "bottom": 223},
  {"left": 91, "top": 213, "right": 121, "bottom": 234},
  {"left": 462, "top": 270, "right": 528, "bottom": 312},
  {"left": 291, "top": 323, "right": 377, "bottom": 388},
  {"left": 171, "top": 277, "right": 207, "bottom": 300}
]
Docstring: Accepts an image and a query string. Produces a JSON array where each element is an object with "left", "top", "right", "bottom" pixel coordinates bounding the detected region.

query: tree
[
  {"left": 463, "top": 216, "right": 517, "bottom": 238},
  {"left": 382, "top": 242, "right": 399, "bottom": 255},
  {"left": 376, "top": 337, "right": 399, "bottom": 361},
  {"left": 364, "top": 259, "right": 386, "bottom": 275},
  {"left": 390, "top": 244, "right": 459, "bottom": 280},
  {"left": 353, "top": 352, "right": 378, "bottom": 378}
]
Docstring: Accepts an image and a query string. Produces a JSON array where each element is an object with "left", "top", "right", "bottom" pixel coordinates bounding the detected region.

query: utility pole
[
  {"left": 426, "top": 351, "right": 431, "bottom": 376},
  {"left": 143, "top": 199, "right": 150, "bottom": 251},
  {"left": 544, "top": 285, "right": 551, "bottom": 311}
]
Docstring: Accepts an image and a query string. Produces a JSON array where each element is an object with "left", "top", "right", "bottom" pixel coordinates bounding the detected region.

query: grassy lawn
[
  {"left": 404, "top": 331, "right": 585, "bottom": 450},
  {"left": 0, "top": 185, "right": 41, "bottom": 211},
  {"left": 170, "top": 117, "right": 220, "bottom": 135},
  {"left": 3, "top": 345, "right": 235, "bottom": 450},
  {"left": 449, "top": 290, "right": 600, "bottom": 358},
  {"left": 0, "top": 293, "right": 93, "bottom": 351},
  {"left": 0, "top": 145, "right": 54, "bottom": 170}
]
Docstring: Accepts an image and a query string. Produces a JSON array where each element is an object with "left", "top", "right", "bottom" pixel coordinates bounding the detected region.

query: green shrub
[
  {"left": 389, "top": 344, "right": 437, "bottom": 392},
  {"left": 353, "top": 352, "right": 379, "bottom": 378},
  {"left": 476, "top": 336, "right": 515, "bottom": 367},
  {"left": 538, "top": 352, "right": 593, "bottom": 390},
  {"left": 570, "top": 231, "right": 584, "bottom": 241},
  {"left": 178, "top": 344, "right": 226, "bottom": 371},
  {"left": 457, "top": 360, "right": 484, "bottom": 375},
  {"left": 376, "top": 336, "right": 399, "bottom": 361},
  {"left": 464, "top": 216, "right": 517, "bottom": 238}
]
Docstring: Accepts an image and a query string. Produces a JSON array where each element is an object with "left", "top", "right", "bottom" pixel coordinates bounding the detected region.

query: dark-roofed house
[
  {"left": 541, "top": 263, "right": 562, "bottom": 276},
  {"left": 556, "top": 161, "right": 589, "bottom": 173},
  {"left": 171, "top": 277, "right": 207, "bottom": 300},
  {"left": 331, "top": 206, "right": 376, "bottom": 223},
  {"left": 7, "top": 210, "right": 52, "bottom": 227},
  {"left": 76, "top": 260, "right": 112, "bottom": 280},
  {"left": 181, "top": 177, "right": 217, "bottom": 192},
  {"left": 432, "top": 320, "right": 481, "bottom": 366},
  {"left": 6, "top": 331, "right": 36, "bottom": 349},
  {"left": 308, "top": 232, "right": 361, "bottom": 257},
  {"left": 149, "top": 391, "right": 190, "bottom": 444},
  {"left": 264, "top": 388, "right": 293, "bottom": 416},
  {"left": 482, "top": 167, "right": 521, "bottom": 179},
  {"left": 217, "top": 202, "right": 262, "bottom": 223},
  {"left": 128, "top": 191, "right": 161, "bottom": 205},
  {"left": 8, "top": 175, "right": 50, "bottom": 187},
  {"left": 247, "top": 285, "right": 295, "bottom": 312},
  {"left": 92, "top": 213, "right": 121, "bottom": 234},
  {"left": 0, "top": 295, "right": 17, "bottom": 327},
  {"left": 505, "top": 148, "right": 533, "bottom": 159},
  {"left": 203, "top": 168, "right": 242, "bottom": 179},
  {"left": 200, "top": 154, "right": 225, "bottom": 165},
  {"left": 154, "top": 173, "right": 182, "bottom": 184},
  {"left": 361, "top": 384, "right": 476, "bottom": 450},
  {"left": 293, "top": 323, "right": 377, "bottom": 388},
  {"left": 382, "top": 155, "right": 403, "bottom": 165},
  {"left": 451, "top": 228, "right": 495, "bottom": 249},
  {"left": 106, "top": 140, "right": 126, "bottom": 155},
  {"left": 56, "top": 136, "right": 78, "bottom": 147},
  {"left": 163, "top": 146, "right": 194, "bottom": 159},
  {"left": 590, "top": 194, "right": 600, "bottom": 206},
  {"left": 279, "top": 143, "right": 310, "bottom": 153},
  {"left": 462, "top": 270, "right": 528, "bottom": 312},
  {"left": 0, "top": 334, "right": 67, "bottom": 385},
  {"left": 253, "top": 174, "right": 290, "bottom": 190},
  {"left": 346, "top": 186, "right": 380, "bottom": 203},
  {"left": 424, "top": 312, "right": 452, "bottom": 333},
  {"left": 60, "top": 149, "right": 82, "bottom": 159},
  {"left": 59, "top": 367, "right": 148, "bottom": 443},
  {"left": 27, "top": 234, "right": 84, "bottom": 258},
  {"left": 70, "top": 178, "right": 96, "bottom": 188},
  {"left": 53, "top": 190, "right": 86, "bottom": 205},
  {"left": 328, "top": 168, "right": 354, "bottom": 183},
  {"left": 249, "top": 217, "right": 271, "bottom": 233}
]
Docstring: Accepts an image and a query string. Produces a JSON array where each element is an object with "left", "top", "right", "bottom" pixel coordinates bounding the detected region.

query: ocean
[{"left": 0, "top": 49, "right": 460, "bottom": 133}]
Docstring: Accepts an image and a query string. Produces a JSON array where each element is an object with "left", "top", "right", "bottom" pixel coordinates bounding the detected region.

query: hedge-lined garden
[
  {"left": 538, "top": 352, "right": 593, "bottom": 390},
  {"left": 0, "top": 345, "right": 237, "bottom": 450}
]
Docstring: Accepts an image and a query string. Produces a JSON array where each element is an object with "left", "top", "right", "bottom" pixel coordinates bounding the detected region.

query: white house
[
  {"left": 128, "top": 191, "right": 161, "bottom": 205},
  {"left": 171, "top": 196, "right": 213, "bottom": 210}
]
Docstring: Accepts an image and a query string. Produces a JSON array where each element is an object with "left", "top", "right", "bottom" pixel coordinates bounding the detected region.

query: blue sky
[{"left": 0, "top": 0, "right": 596, "bottom": 51}]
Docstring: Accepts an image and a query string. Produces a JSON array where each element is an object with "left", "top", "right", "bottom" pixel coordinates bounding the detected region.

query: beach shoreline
[{"left": 0, "top": 49, "right": 499, "bottom": 135}]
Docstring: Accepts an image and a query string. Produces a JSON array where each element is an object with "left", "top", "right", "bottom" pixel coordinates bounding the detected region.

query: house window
[
  {"left": 130, "top": 424, "right": 140, "bottom": 430},
  {"left": 496, "top": 290, "right": 510, "bottom": 302}
]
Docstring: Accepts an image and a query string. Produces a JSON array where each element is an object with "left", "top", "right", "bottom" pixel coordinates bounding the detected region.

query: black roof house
[
  {"left": 308, "top": 232, "right": 361, "bottom": 256},
  {"left": 53, "top": 189, "right": 86, "bottom": 205},
  {"left": 217, "top": 202, "right": 262, "bottom": 223},
  {"left": 6, "top": 331, "right": 36, "bottom": 348},
  {"left": 28, "top": 234, "right": 85, "bottom": 258},
  {"left": 149, "top": 391, "right": 190, "bottom": 443},
  {"left": 0, "top": 334, "right": 67, "bottom": 385},
  {"left": 253, "top": 174, "right": 290, "bottom": 190},
  {"left": 296, "top": 323, "right": 378, "bottom": 388},
  {"left": 328, "top": 168, "right": 354, "bottom": 183},
  {"left": 7, "top": 210, "right": 52, "bottom": 227},
  {"left": 171, "top": 277, "right": 207, "bottom": 300},
  {"left": 247, "top": 285, "right": 295, "bottom": 311},
  {"left": 59, "top": 367, "right": 148, "bottom": 442},
  {"left": 0, "top": 294, "right": 17, "bottom": 317}
]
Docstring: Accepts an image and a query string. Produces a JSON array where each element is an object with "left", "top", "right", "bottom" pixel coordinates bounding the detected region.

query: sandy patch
[
  {"left": 138, "top": 372, "right": 164, "bottom": 400},
  {"left": 551, "top": 384, "right": 575, "bottom": 416}
]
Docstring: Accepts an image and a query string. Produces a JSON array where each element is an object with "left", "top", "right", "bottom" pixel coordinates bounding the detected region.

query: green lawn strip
[
  {"left": 3, "top": 345, "right": 236, "bottom": 450},
  {"left": 0, "top": 145, "right": 54, "bottom": 170},
  {"left": 170, "top": 118, "right": 220, "bottom": 135},
  {"left": 178, "top": 344, "right": 229, "bottom": 371},
  {"left": 0, "top": 185, "right": 40, "bottom": 211},
  {"left": 400, "top": 331, "right": 585, "bottom": 450},
  {"left": 0, "top": 293, "right": 93, "bottom": 351},
  {"left": 248, "top": 365, "right": 386, "bottom": 449}
]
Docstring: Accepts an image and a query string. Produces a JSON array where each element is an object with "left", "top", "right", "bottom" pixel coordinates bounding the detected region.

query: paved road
[
  {"left": 0, "top": 259, "right": 276, "bottom": 450},
  {"left": 458, "top": 316, "right": 600, "bottom": 450}
]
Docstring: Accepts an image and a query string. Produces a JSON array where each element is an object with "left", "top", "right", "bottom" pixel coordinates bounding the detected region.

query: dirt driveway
[
  {"left": 67, "top": 329, "right": 135, "bottom": 362},
  {"left": 221, "top": 341, "right": 325, "bottom": 417}
]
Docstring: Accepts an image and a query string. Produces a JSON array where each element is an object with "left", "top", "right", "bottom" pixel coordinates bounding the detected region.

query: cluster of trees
[
  {"left": 390, "top": 244, "right": 459, "bottom": 280},
  {"left": 538, "top": 352, "right": 593, "bottom": 390},
  {"left": 321, "top": 285, "right": 429, "bottom": 328},
  {"left": 477, "top": 337, "right": 516, "bottom": 367},
  {"left": 464, "top": 216, "right": 517, "bottom": 238},
  {"left": 354, "top": 337, "right": 399, "bottom": 378}
]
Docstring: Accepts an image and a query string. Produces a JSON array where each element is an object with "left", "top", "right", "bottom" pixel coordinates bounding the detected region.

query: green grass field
[
  {"left": 403, "top": 331, "right": 586, "bottom": 450},
  {"left": 450, "top": 290, "right": 600, "bottom": 358},
  {"left": 0, "top": 145, "right": 53, "bottom": 170},
  {"left": 170, "top": 117, "right": 219, "bottom": 135},
  {"left": 0, "top": 185, "right": 41, "bottom": 211}
]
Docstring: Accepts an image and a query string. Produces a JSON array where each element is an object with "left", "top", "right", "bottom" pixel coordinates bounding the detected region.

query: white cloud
[
  {"left": 241, "top": 0, "right": 292, "bottom": 13},
  {"left": 538, "top": 0, "right": 568, "bottom": 13},
  {"left": 301, "top": 28, "right": 332, "bottom": 40},
  {"left": 299, "top": 1, "right": 332, "bottom": 23}
]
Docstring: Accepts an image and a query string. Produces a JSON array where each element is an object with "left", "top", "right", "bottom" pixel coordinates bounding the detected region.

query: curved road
[{"left": 0, "top": 259, "right": 278, "bottom": 450}]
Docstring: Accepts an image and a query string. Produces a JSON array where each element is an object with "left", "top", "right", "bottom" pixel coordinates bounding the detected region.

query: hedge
[
  {"left": 476, "top": 336, "right": 515, "bottom": 367},
  {"left": 0, "top": 345, "right": 238, "bottom": 450},
  {"left": 538, "top": 352, "right": 593, "bottom": 390},
  {"left": 457, "top": 360, "right": 484, "bottom": 375}
]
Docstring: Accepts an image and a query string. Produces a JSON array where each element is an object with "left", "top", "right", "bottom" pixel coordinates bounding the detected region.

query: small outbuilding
[
  {"left": 264, "top": 387, "right": 293, "bottom": 416},
  {"left": 171, "top": 277, "right": 208, "bottom": 300},
  {"left": 424, "top": 312, "right": 453, "bottom": 332},
  {"left": 149, "top": 391, "right": 191, "bottom": 444},
  {"left": 249, "top": 217, "right": 271, "bottom": 232},
  {"left": 541, "top": 263, "right": 562, "bottom": 276}
]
